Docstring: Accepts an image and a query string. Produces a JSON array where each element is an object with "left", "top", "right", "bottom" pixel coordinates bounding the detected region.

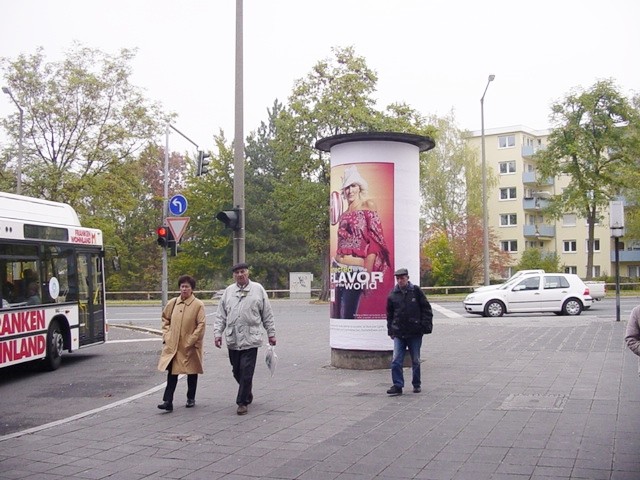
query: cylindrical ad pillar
[{"left": 316, "top": 132, "right": 435, "bottom": 369}]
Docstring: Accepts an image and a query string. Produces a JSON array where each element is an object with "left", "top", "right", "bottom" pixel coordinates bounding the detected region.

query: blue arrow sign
[{"left": 168, "top": 194, "right": 188, "bottom": 216}]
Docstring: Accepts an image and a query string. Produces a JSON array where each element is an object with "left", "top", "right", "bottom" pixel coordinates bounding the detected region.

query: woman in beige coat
[{"left": 157, "top": 275, "right": 206, "bottom": 412}]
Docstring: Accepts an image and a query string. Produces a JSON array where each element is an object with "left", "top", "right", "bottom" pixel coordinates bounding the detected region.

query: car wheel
[
  {"left": 562, "top": 298, "right": 583, "bottom": 316},
  {"left": 484, "top": 300, "right": 505, "bottom": 317},
  {"left": 44, "top": 320, "right": 64, "bottom": 371}
]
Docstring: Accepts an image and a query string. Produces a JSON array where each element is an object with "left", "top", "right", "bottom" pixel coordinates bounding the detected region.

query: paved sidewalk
[{"left": 1, "top": 301, "right": 639, "bottom": 479}]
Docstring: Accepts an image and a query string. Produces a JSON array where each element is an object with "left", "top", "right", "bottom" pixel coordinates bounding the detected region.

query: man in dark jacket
[{"left": 386, "top": 268, "right": 433, "bottom": 396}]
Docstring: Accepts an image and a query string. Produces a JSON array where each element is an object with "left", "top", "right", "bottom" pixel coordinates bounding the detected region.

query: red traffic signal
[{"left": 157, "top": 226, "right": 169, "bottom": 247}]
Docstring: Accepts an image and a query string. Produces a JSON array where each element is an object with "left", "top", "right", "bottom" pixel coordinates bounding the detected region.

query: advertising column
[{"left": 316, "top": 132, "right": 435, "bottom": 368}]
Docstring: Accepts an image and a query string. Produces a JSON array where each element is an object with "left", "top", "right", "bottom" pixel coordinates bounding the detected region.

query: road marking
[
  {"left": 0, "top": 379, "right": 177, "bottom": 442},
  {"left": 108, "top": 338, "right": 161, "bottom": 343},
  {"left": 431, "top": 303, "right": 463, "bottom": 318}
]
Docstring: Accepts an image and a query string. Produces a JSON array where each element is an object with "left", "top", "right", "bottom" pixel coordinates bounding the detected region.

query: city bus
[{"left": 0, "top": 192, "right": 106, "bottom": 371}]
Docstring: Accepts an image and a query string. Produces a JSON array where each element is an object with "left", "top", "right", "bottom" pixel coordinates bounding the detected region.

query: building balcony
[
  {"left": 611, "top": 250, "right": 640, "bottom": 262},
  {"left": 523, "top": 197, "right": 550, "bottom": 210},
  {"left": 522, "top": 171, "right": 554, "bottom": 186},
  {"left": 522, "top": 145, "right": 544, "bottom": 157},
  {"left": 523, "top": 224, "right": 555, "bottom": 238}
]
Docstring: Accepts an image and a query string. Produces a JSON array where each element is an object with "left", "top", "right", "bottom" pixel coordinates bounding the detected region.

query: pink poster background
[{"left": 330, "top": 162, "right": 395, "bottom": 320}]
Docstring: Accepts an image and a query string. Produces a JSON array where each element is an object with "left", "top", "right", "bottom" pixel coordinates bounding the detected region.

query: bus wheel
[{"left": 44, "top": 320, "right": 64, "bottom": 371}]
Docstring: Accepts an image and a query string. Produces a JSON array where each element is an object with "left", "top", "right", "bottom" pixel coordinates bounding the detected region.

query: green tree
[
  {"left": 176, "top": 132, "right": 235, "bottom": 290},
  {"left": 421, "top": 112, "right": 484, "bottom": 229},
  {"left": 0, "top": 44, "right": 167, "bottom": 204},
  {"left": 106, "top": 143, "right": 190, "bottom": 292},
  {"left": 272, "top": 46, "right": 381, "bottom": 300},
  {"left": 535, "top": 79, "right": 640, "bottom": 279},
  {"left": 272, "top": 46, "right": 441, "bottom": 298},
  {"left": 514, "top": 248, "right": 562, "bottom": 272},
  {"left": 244, "top": 101, "right": 318, "bottom": 289},
  {"left": 422, "top": 230, "right": 455, "bottom": 286}
]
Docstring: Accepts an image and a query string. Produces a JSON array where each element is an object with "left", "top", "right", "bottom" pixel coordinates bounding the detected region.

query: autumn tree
[
  {"left": 0, "top": 44, "right": 167, "bottom": 207},
  {"left": 418, "top": 112, "right": 503, "bottom": 284},
  {"left": 421, "top": 217, "right": 509, "bottom": 286},
  {"left": 535, "top": 79, "right": 640, "bottom": 279}
]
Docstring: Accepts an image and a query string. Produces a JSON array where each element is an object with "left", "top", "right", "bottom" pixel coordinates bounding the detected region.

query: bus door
[{"left": 76, "top": 251, "right": 105, "bottom": 346}]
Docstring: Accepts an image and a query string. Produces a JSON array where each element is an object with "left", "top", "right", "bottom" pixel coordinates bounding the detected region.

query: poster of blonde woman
[{"left": 330, "top": 163, "right": 393, "bottom": 320}]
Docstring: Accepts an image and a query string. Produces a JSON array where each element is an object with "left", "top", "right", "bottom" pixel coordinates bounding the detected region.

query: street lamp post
[
  {"left": 610, "top": 200, "right": 625, "bottom": 323},
  {"left": 2, "top": 86, "right": 24, "bottom": 195},
  {"left": 480, "top": 74, "right": 495, "bottom": 286},
  {"left": 233, "top": 0, "right": 246, "bottom": 265}
]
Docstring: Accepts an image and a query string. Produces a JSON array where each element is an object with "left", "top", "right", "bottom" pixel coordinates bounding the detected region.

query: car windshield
[{"left": 498, "top": 277, "right": 520, "bottom": 290}]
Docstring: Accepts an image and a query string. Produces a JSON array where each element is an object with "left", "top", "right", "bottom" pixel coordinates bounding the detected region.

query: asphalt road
[{"left": 0, "top": 297, "right": 637, "bottom": 437}]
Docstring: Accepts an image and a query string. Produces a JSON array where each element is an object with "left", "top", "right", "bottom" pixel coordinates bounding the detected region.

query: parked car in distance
[
  {"left": 584, "top": 281, "right": 606, "bottom": 301},
  {"left": 474, "top": 269, "right": 545, "bottom": 293},
  {"left": 463, "top": 273, "right": 593, "bottom": 317}
]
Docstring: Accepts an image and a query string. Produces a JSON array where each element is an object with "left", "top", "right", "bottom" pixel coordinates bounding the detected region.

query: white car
[
  {"left": 463, "top": 273, "right": 593, "bottom": 317},
  {"left": 474, "top": 269, "right": 545, "bottom": 293}
]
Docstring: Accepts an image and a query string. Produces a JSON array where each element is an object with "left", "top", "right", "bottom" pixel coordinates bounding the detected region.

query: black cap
[
  {"left": 394, "top": 268, "right": 409, "bottom": 276},
  {"left": 231, "top": 262, "right": 249, "bottom": 272}
]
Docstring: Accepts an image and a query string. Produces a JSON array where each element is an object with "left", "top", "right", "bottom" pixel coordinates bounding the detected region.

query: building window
[
  {"left": 498, "top": 135, "right": 515, "bottom": 148},
  {"left": 500, "top": 214, "right": 517, "bottom": 226},
  {"left": 564, "top": 266, "right": 577, "bottom": 274},
  {"left": 562, "top": 214, "right": 577, "bottom": 227},
  {"left": 588, "top": 265, "right": 601, "bottom": 277},
  {"left": 501, "top": 240, "right": 518, "bottom": 252},
  {"left": 500, "top": 187, "right": 517, "bottom": 200},
  {"left": 563, "top": 240, "right": 577, "bottom": 252},
  {"left": 585, "top": 239, "right": 600, "bottom": 252},
  {"left": 499, "top": 161, "right": 516, "bottom": 174},
  {"left": 628, "top": 266, "right": 640, "bottom": 278}
]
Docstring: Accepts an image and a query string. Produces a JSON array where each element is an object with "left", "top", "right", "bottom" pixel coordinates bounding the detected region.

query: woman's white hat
[{"left": 341, "top": 165, "right": 368, "bottom": 192}]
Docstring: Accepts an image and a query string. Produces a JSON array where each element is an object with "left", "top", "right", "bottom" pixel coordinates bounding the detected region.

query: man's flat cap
[
  {"left": 394, "top": 268, "right": 409, "bottom": 276},
  {"left": 232, "top": 262, "right": 249, "bottom": 272}
]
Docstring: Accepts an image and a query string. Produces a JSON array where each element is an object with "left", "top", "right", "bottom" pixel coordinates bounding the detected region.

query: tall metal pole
[
  {"left": 162, "top": 125, "right": 169, "bottom": 306},
  {"left": 233, "top": 0, "right": 245, "bottom": 265},
  {"left": 2, "top": 87, "right": 23, "bottom": 195},
  {"left": 480, "top": 74, "right": 495, "bottom": 286},
  {"left": 615, "top": 236, "right": 621, "bottom": 322}
]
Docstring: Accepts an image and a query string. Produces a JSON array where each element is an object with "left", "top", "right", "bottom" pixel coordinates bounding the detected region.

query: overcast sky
[{"left": 1, "top": 0, "right": 638, "bottom": 155}]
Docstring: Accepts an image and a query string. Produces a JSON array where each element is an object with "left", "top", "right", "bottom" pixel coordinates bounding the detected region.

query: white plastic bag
[{"left": 265, "top": 345, "right": 277, "bottom": 377}]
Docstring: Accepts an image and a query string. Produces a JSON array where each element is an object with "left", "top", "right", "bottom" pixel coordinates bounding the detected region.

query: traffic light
[
  {"left": 197, "top": 150, "right": 211, "bottom": 176},
  {"left": 216, "top": 209, "right": 241, "bottom": 231},
  {"left": 168, "top": 237, "right": 179, "bottom": 257},
  {"left": 156, "top": 226, "right": 169, "bottom": 247}
]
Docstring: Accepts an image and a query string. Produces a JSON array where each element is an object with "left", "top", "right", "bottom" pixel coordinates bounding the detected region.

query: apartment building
[{"left": 466, "top": 125, "right": 640, "bottom": 280}]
